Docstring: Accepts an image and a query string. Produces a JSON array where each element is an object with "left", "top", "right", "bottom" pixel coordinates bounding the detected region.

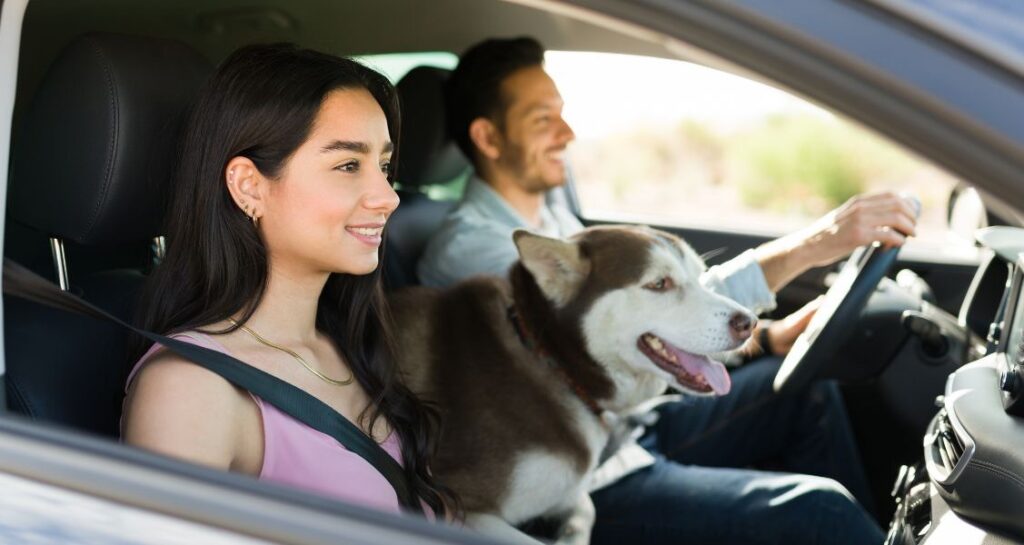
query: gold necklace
[{"left": 228, "top": 318, "right": 354, "bottom": 386}]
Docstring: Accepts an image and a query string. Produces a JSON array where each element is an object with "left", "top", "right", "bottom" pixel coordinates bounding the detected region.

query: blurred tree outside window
[{"left": 546, "top": 51, "right": 978, "bottom": 260}]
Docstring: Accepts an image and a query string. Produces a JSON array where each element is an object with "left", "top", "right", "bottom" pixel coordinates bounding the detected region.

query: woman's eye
[
  {"left": 335, "top": 160, "right": 359, "bottom": 173},
  {"left": 380, "top": 161, "right": 391, "bottom": 173},
  {"left": 644, "top": 277, "right": 674, "bottom": 292}
]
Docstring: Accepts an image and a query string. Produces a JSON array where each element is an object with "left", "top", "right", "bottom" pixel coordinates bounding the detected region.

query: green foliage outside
[
  {"left": 395, "top": 113, "right": 927, "bottom": 224},
  {"left": 395, "top": 168, "right": 471, "bottom": 201},
  {"left": 730, "top": 114, "right": 914, "bottom": 216}
]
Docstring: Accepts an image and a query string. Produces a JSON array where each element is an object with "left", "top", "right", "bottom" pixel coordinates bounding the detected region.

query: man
[{"left": 420, "top": 37, "right": 917, "bottom": 545}]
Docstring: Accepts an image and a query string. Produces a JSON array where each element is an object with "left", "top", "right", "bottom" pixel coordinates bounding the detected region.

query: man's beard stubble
[{"left": 497, "top": 138, "right": 554, "bottom": 194}]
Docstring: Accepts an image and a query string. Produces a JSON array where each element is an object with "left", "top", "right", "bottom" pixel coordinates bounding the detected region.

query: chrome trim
[
  {"left": 152, "top": 235, "right": 167, "bottom": 263},
  {"left": 48, "top": 237, "right": 69, "bottom": 291}
]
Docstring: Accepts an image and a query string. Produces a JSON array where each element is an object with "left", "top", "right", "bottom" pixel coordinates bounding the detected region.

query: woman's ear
[
  {"left": 224, "top": 157, "right": 265, "bottom": 221},
  {"left": 469, "top": 117, "right": 502, "bottom": 162}
]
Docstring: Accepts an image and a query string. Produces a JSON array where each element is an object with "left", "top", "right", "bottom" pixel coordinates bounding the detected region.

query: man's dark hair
[{"left": 445, "top": 36, "right": 545, "bottom": 165}]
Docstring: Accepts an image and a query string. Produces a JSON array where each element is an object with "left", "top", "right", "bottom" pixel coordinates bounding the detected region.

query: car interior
[{"left": 2, "top": 1, "right": 1024, "bottom": 544}]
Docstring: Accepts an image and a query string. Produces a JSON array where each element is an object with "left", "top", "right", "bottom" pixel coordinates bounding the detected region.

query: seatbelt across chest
[{"left": 1, "top": 259, "right": 425, "bottom": 515}]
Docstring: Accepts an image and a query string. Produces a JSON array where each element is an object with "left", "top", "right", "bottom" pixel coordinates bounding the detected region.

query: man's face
[{"left": 493, "top": 66, "right": 575, "bottom": 192}]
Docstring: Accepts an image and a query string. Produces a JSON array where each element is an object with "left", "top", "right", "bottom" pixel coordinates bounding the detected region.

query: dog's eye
[{"left": 644, "top": 277, "right": 674, "bottom": 292}]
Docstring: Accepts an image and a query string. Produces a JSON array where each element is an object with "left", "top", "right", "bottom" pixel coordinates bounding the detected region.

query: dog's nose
[{"left": 729, "top": 312, "right": 755, "bottom": 342}]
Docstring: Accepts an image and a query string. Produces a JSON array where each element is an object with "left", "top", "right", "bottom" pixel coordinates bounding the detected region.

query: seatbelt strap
[{"left": 1, "top": 259, "right": 424, "bottom": 515}]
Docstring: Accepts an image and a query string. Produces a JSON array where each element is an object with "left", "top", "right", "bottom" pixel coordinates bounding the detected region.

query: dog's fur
[{"left": 389, "top": 225, "right": 757, "bottom": 542}]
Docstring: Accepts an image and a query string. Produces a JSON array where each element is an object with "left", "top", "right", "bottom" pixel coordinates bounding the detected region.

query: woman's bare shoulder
[{"left": 123, "top": 349, "right": 253, "bottom": 470}]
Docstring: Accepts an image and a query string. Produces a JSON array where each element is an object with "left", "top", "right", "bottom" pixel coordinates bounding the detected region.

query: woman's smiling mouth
[{"left": 346, "top": 224, "right": 385, "bottom": 246}]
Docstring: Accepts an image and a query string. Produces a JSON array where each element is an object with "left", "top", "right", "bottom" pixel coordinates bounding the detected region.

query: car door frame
[{"left": 1, "top": 0, "right": 1022, "bottom": 542}]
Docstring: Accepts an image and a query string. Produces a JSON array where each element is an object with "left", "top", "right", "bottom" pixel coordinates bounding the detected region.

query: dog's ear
[{"left": 513, "top": 230, "right": 590, "bottom": 306}]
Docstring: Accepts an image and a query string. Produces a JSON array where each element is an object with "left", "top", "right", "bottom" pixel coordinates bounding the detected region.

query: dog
[{"left": 389, "top": 225, "right": 758, "bottom": 543}]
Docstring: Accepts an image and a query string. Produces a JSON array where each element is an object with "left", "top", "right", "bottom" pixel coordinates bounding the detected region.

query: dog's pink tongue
[{"left": 670, "top": 347, "right": 732, "bottom": 395}]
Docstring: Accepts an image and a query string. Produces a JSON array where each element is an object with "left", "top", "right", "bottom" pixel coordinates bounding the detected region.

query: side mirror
[{"left": 947, "top": 184, "right": 987, "bottom": 242}]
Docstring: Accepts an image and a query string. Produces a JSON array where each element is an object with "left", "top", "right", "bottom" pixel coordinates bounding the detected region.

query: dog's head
[{"left": 513, "top": 225, "right": 757, "bottom": 407}]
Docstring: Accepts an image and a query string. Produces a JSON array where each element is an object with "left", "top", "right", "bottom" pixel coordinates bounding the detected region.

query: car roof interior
[{"left": 16, "top": 0, "right": 680, "bottom": 120}]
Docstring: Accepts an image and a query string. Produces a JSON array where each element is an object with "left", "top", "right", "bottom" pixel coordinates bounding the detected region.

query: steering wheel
[{"left": 772, "top": 243, "right": 901, "bottom": 394}]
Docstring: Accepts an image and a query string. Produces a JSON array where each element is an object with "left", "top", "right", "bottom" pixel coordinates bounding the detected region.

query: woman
[{"left": 122, "top": 43, "right": 456, "bottom": 518}]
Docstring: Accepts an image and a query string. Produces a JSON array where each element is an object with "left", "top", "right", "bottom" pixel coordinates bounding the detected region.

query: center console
[{"left": 886, "top": 228, "right": 1024, "bottom": 545}]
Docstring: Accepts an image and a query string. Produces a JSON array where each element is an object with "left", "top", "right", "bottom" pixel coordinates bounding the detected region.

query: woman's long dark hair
[{"left": 134, "top": 43, "right": 459, "bottom": 517}]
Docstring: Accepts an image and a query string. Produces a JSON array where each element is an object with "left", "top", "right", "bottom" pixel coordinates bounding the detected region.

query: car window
[
  {"left": 353, "top": 51, "right": 469, "bottom": 199},
  {"left": 353, "top": 52, "right": 457, "bottom": 83},
  {"left": 547, "top": 50, "right": 980, "bottom": 260}
]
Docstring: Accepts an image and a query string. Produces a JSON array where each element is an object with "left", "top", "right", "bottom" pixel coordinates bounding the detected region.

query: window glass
[
  {"left": 354, "top": 52, "right": 468, "bottom": 198},
  {"left": 352, "top": 51, "right": 457, "bottom": 83},
  {"left": 546, "top": 51, "right": 976, "bottom": 259}
]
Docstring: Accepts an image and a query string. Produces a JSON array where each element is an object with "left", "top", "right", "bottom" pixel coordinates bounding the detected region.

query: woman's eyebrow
[
  {"left": 320, "top": 140, "right": 369, "bottom": 154},
  {"left": 319, "top": 140, "right": 394, "bottom": 154}
]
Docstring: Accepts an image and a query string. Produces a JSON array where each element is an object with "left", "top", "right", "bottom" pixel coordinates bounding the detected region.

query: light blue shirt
[
  {"left": 416, "top": 174, "right": 778, "bottom": 490},
  {"left": 418, "top": 175, "right": 776, "bottom": 314},
  {"left": 418, "top": 176, "right": 584, "bottom": 287}
]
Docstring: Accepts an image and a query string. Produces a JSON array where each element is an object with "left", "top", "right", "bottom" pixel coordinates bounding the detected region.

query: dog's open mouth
[{"left": 637, "top": 333, "right": 732, "bottom": 395}]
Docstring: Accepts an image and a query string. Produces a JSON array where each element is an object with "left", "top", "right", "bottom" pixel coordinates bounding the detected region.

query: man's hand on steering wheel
[
  {"left": 757, "top": 191, "right": 921, "bottom": 393},
  {"left": 753, "top": 192, "right": 921, "bottom": 292},
  {"left": 762, "top": 297, "right": 822, "bottom": 356},
  {"left": 798, "top": 191, "right": 920, "bottom": 269}
]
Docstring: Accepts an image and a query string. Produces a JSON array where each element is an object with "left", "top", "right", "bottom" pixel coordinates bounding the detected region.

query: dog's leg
[
  {"left": 465, "top": 512, "right": 545, "bottom": 545},
  {"left": 554, "top": 492, "right": 596, "bottom": 545}
]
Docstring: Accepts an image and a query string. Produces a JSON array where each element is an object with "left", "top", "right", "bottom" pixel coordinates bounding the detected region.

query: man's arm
[
  {"left": 707, "top": 192, "right": 918, "bottom": 357},
  {"left": 753, "top": 191, "right": 919, "bottom": 292}
]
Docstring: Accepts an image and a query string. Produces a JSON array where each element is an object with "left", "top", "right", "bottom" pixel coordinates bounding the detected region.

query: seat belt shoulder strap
[{"left": 2, "top": 259, "right": 424, "bottom": 514}]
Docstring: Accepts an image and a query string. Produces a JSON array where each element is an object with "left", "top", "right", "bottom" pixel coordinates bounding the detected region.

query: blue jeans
[{"left": 590, "top": 357, "right": 884, "bottom": 545}]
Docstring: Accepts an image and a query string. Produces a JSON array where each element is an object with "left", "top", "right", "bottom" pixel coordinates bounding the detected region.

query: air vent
[
  {"left": 934, "top": 409, "right": 964, "bottom": 472},
  {"left": 925, "top": 403, "right": 975, "bottom": 485}
]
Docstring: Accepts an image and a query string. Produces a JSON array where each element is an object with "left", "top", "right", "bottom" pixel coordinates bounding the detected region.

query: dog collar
[{"left": 506, "top": 305, "right": 609, "bottom": 429}]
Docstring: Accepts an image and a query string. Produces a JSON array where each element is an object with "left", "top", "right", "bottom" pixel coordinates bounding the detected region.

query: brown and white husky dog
[{"left": 389, "top": 225, "right": 757, "bottom": 543}]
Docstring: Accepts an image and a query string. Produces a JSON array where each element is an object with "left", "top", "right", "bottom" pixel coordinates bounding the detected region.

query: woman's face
[{"left": 258, "top": 88, "right": 400, "bottom": 277}]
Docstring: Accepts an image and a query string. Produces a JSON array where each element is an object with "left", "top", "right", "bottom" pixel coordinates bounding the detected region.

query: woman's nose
[{"left": 366, "top": 173, "right": 400, "bottom": 215}]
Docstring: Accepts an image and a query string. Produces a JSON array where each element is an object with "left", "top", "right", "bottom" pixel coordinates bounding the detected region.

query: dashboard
[{"left": 888, "top": 227, "right": 1024, "bottom": 545}]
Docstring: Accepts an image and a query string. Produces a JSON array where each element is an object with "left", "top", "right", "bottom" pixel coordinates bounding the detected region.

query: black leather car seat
[
  {"left": 383, "top": 66, "right": 470, "bottom": 289},
  {"left": 4, "top": 33, "right": 211, "bottom": 437}
]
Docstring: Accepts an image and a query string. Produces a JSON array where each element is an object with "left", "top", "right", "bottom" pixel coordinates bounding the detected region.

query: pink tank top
[{"left": 124, "top": 332, "right": 407, "bottom": 514}]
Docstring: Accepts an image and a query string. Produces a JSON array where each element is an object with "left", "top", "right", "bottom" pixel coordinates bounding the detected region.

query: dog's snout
[{"left": 729, "top": 312, "right": 755, "bottom": 342}]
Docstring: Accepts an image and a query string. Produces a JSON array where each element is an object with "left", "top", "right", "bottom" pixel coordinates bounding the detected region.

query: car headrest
[
  {"left": 395, "top": 66, "right": 470, "bottom": 189},
  {"left": 10, "top": 33, "right": 211, "bottom": 246}
]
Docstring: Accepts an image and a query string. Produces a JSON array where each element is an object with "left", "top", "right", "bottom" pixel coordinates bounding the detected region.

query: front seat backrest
[
  {"left": 384, "top": 66, "right": 469, "bottom": 289},
  {"left": 5, "top": 33, "right": 211, "bottom": 436}
]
